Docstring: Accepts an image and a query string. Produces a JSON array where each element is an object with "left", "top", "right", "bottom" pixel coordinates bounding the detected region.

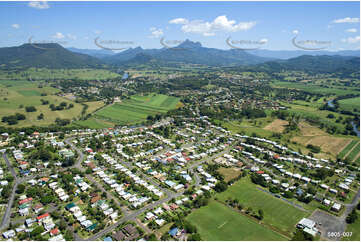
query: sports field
[
  {"left": 95, "top": 93, "right": 181, "bottom": 124},
  {"left": 186, "top": 200, "right": 286, "bottom": 241},
  {"left": 215, "top": 178, "right": 309, "bottom": 236}
]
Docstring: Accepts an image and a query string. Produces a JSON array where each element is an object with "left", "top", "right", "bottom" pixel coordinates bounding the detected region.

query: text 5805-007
[{"left": 328, "top": 232, "right": 353, "bottom": 238}]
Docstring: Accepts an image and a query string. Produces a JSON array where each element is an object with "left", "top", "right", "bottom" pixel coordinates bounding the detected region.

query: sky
[{"left": 0, "top": 1, "right": 360, "bottom": 51}]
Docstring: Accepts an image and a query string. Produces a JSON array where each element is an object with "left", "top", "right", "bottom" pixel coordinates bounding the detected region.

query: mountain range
[
  {"left": 0, "top": 41, "right": 359, "bottom": 74},
  {"left": 0, "top": 43, "right": 103, "bottom": 69}
]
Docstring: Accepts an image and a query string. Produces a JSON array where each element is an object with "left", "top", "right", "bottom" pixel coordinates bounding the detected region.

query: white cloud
[
  {"left": 259, "top": 38, "right": 268, "bottom": 44},
  {"left": 169, "top": 15, "right": 256, "bottom": 36},
  {"left": 67, "top": 34, "right": 77, "bottom": 40},
  {"left": 333, "top": 17, "right": 359, "bottom": 23},
  {"left": 52, "top": 32, "right": 65, "bottom": 39},
  {"left": 341, "top": 36, "right": 360, "bottom": 44},
  {"left": 169, "top": 18, "right": 189, "bottom": 25},
  {"left": 292, "top": 30, "right": 299, "bottom": 35},
  {"left": 93, "top": 30, "right": 102, "bottom": 35},
  {"left": 346, "top": 28, "right": 357, "bottom": 33},
  {"left": 28, "top": 1, "right": 50, "bottom": 9},
  {"left": 149, "top": 27, "right": 163, "bottom": 38},
  {"left": 11, "top": 24, "right": 20, "bottom": 29}
]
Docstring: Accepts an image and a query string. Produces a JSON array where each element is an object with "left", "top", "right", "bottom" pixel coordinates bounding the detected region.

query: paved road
[
  {"left": 86, "top": 191, "right": 182, "bottom": 241},
  {"left": 113, "top": 156, "right": 175, "bottom": 198},
  {"left": 0, "top": 152, "right": 20, "bottom": 230},
  {"left": 2, "top": 152, "right": 17, "bottom": 179}
]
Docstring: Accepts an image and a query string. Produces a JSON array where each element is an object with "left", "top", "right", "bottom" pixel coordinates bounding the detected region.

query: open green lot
[
  {"left": 339, "top": 140, "right": 359, "bottom": 159},
  {"left": 186, "top": 200, "right": 286, "bottom": 241},
  {"left": 0, "top": 80, "right": 103, "bottom": 127},
  {"left": 215, "top": 177, "right": 309, "bottom": 236},
  {"left": 345, "top": 143, "right": 360, "bottom": 162},
  {"left": 272, "top": 81, "right": 359, "bottom": 96},
  {"left": 0, "top": 68, "right": 120, "bottom": 81},
  {"left": 339, "top": 97, "right": 360, "bottom": 113},
  {"left": 95, "top": 94, "right": 181, "bottom": 125}
]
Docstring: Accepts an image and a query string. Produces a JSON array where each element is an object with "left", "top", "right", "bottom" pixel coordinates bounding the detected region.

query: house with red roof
[
  {"left": 37, "top": 212, "right": 50, "bottom": 222},
  {"left": 19, "top": 197, "right": 33, "bottom": 205},
  {"left": 50, "top": 228, "right": 59, "bottom": 236}
]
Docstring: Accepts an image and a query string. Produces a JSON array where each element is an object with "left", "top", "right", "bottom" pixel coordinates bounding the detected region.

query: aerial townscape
[{"left": 0, "top": 1, "right": 360, "bottom": 241}]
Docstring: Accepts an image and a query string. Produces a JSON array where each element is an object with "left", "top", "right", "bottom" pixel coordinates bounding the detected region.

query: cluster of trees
[
  {"left": 40, "top": 99, "right": 49, "bottom": 105},
  {"left": 346, "top": 207, "right": 359, "bottom": 224},
  {"left": 2, "top": 113, "right": 26, "bottom": 125},
  {"left": 55, "top": 118, "right": 71, "bottom": 126},
  {"left": 226, "top": 197, "right": 265, "bottom": 221},
  {"left": 49, "top": 102, "right": 74, "bottom": 111},
  {"left": 306, "top": 144, "right": 321, "bottom": 153},
  {"left": 25, "top": 106, "right": 37, "bottom": 112}
]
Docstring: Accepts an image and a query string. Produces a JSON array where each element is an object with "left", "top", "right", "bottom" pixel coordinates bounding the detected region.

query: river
[
  {"left": 327, "top": 99, "right": 334, "bottom": 108},
  {"left": 351, "top": 121, "right": 360, "bottom": 137}
]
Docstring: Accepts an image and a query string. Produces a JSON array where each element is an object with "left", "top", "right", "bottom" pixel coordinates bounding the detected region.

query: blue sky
[{"left": 1, "top": 1, "right": 360, "bottom": 51}]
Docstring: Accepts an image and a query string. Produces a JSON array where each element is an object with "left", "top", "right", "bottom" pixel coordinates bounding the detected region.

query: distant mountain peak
[{"left": 177, "top": 39, "right": 202, "bottom": 49}]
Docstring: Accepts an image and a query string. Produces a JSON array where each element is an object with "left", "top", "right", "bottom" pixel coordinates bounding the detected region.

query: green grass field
[
  {"left": 95, "top": 94, "right": 180, "bottom": 125},
  {"left": 0, "top": 80, "right": 104, "bottom": 127},
  {"left": 186, "top": 200, "right": 286, "bottom": 241},
  {"left": 272, "top": 81, "right": 359, "bottom": 95},
  {"left": 0, "top": 68, "right": 120, "bottom": 81},
  {"left": 345, "top": 143, "right": 360, "bottom": 162},
  {"left": 215, "top": 177, "right": 309, "bottom": 236},
  {"left": 338, "top": 140, "right": 359, "bottom": 159},
  {"left": 339, "top": 97, "right": 360, "bottom": 113},
  {"left": 73, "top": 117, "right": 114, "bottom": 129}
]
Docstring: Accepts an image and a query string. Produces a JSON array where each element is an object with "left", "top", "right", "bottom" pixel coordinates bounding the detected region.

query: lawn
[
  {"left": 95, "top": 94, "right": 181, "bottom": 125},
  {"left": 338, "top": 140, "right": 359, "bottom": 159},
  {"left": 215, "top": 177, "right": 309, "bottom": 236},
  {"left": 218, "top": 167, "right": 241, "bottom": 182},
  {"left": 186, "top": 200, "right": 286, "bottom": 241}
]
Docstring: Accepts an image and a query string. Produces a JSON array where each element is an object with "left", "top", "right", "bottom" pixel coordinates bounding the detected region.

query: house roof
[
  {"left": 112, "top": 231, "right": 126, "bottom": 241},
  {"left": 123, "top": 224, "right": 137, "bottom": 235},
  {"left": 169, "top": 227, "right": 178, "bottom": 237},
  {"left": 37, "top": 212, "right": 50, "bottom": 221},
  {"left": 50, "top": 228, "right": 59, "bottom": 235}
]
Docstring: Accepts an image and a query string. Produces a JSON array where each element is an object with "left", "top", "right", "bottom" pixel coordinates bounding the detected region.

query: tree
[
  {"left": 30, "top": 226, "right": 44, "bottom": 237},
  {"left": 37, "top": 113, "right": 44, "bottom": 120},
  {"left": 41, "top": 195, "right": 55, "bottom": 204},
  {"left": 16, "top": 184, "right": 26, "bottom": 194},
  {"left": 188, "top": 233, "right": 201, "bottom": 241},
  {"left": 346, "top": 209, "right": 358, "bottom": 224},
  {"left": 258, "top": 209, "right": 264, "bottom": 220},
  {"left": 214, "top": 181, "right": 228, "bottom": 192},
  {"left": 25, "top": 106, "right": 37, "bottom": 112}
]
